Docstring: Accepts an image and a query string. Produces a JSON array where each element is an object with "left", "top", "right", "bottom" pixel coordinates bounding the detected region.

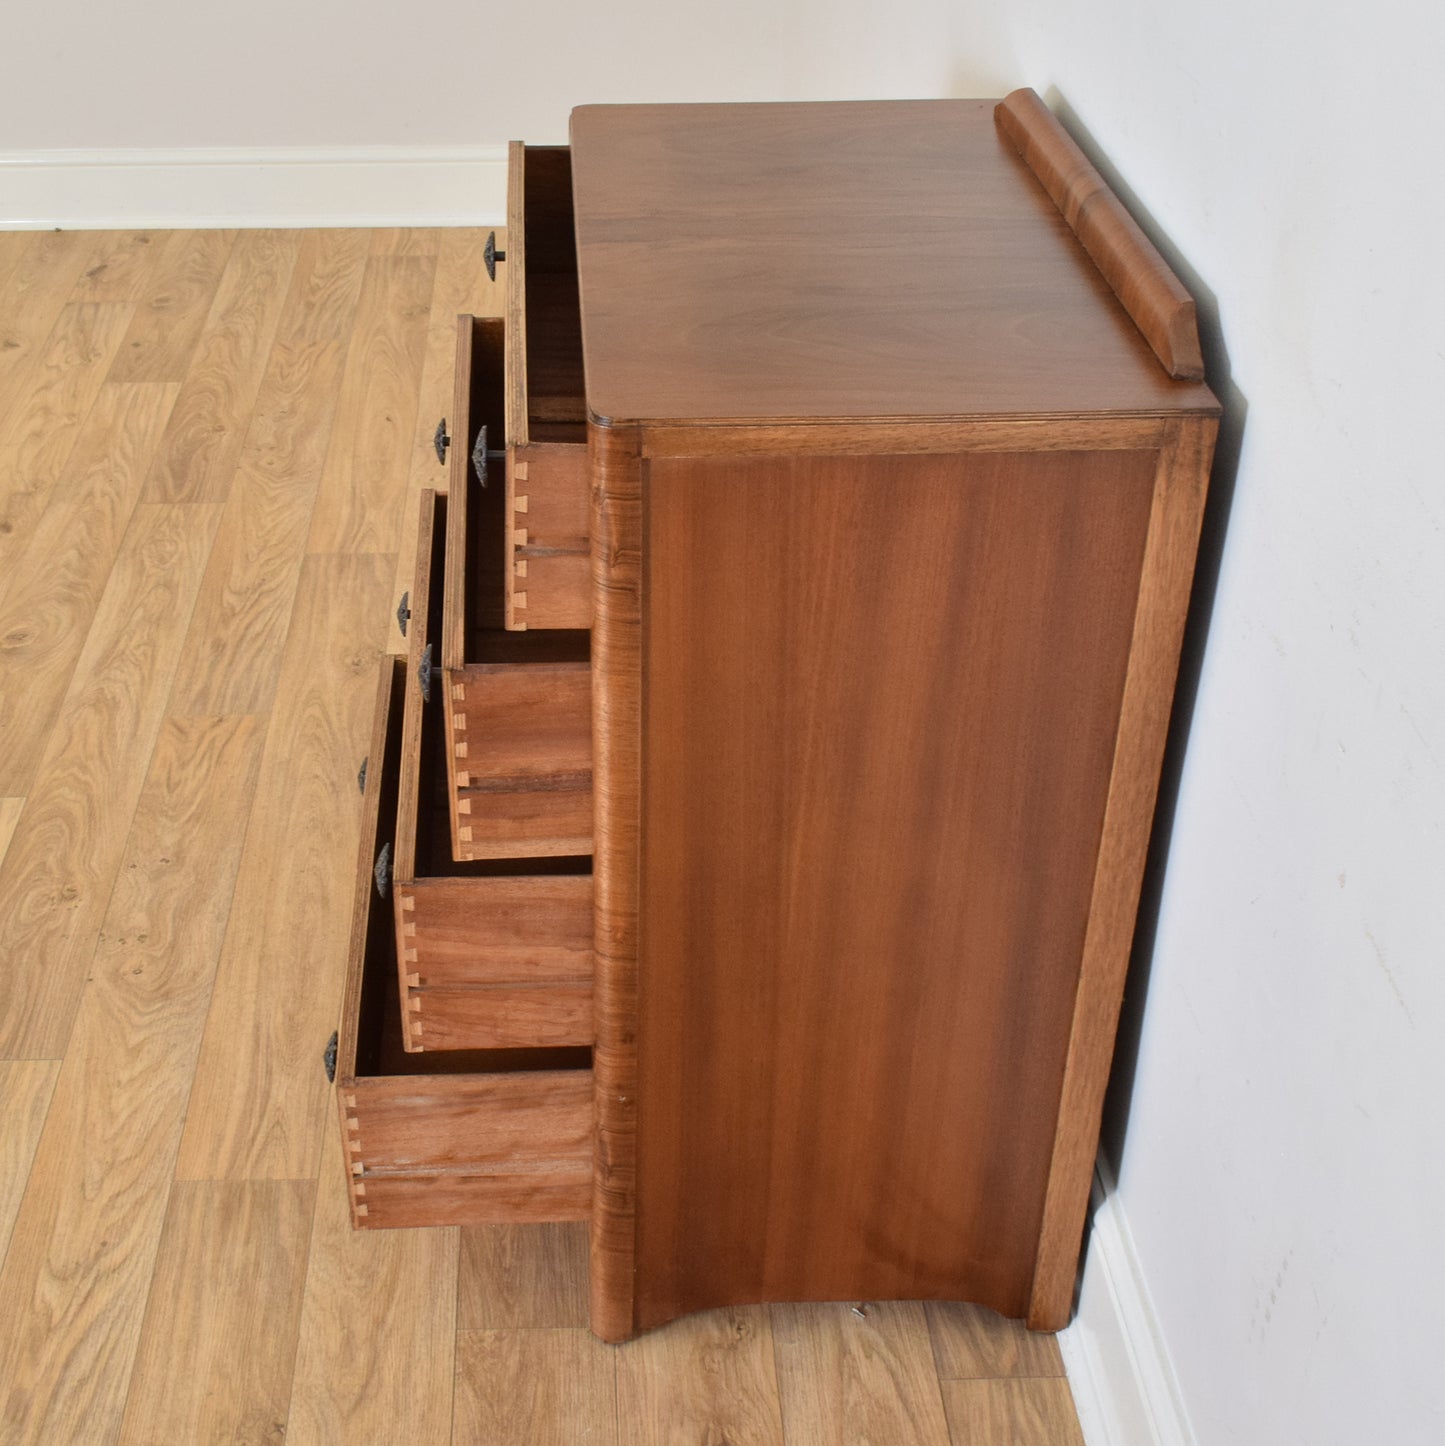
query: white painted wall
[
  {"left": 985, "top": 3, "right": 1445, "bottom": 1443},
  {"left": 0, "top": 0, "right": 1000, "bottom": 150},
  {"left": 9, "top": 1, "right": 1441, "bottom": 1438}
]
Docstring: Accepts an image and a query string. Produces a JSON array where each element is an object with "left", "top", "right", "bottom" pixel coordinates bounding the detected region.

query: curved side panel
[{"left": 588, "top": 422, "right": 644, "bottom": 1343}]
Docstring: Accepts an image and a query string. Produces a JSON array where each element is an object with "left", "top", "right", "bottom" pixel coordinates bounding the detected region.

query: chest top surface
[{"left": 567, "top": 99, "right": 1217, "bottom": 429}]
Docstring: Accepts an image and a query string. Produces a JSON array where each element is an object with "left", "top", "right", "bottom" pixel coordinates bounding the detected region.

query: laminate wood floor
[{"left": 0, "top": 226, "right": 1086, "bottom": 1445}]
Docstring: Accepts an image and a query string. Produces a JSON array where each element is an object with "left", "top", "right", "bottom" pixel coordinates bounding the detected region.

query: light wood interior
[{"left": 0, "top": 224, "right": 1084, "bottom": 1443}]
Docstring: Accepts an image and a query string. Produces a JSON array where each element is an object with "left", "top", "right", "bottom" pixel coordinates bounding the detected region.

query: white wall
[
  {"left": 9, "top": 3, "right": 1442, "bottom": 1438},
  {"left": 0, "top": 0, "right": 999, "bottom": 151},
  {"left": 990, "top": 3, "right": 1445, "bottom": 1443}
]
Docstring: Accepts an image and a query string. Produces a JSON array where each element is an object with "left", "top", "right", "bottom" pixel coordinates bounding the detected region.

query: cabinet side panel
[
  {"left": 1028, "top": 415, "right": 1217, "bottom": 1327},
  {"left": 589, "top": 424, "right": 645, "bottom": 1342},
  {"left": 635, "top": 449, "right": 1157, "bottom": 1328}
]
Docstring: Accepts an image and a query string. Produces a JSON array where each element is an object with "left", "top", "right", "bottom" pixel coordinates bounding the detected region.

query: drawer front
[{"left": 335, "top": 655, "right": 593, "bottom": 1229}]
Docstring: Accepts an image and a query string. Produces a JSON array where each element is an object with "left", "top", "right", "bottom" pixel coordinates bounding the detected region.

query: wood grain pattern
[
  {"left": 640, "top": 414, "right": 1173, "bottom": 459},
  {"left": 67, "top": 231, "right": 165, "bottom": 303},
  {"left": 588, "top": 424, "right": 644, "bottom": 1342},
  {"left": 458, "top": 1222, "right": 589, "bottom": 1329},
  {"left": 166, "top": 332, "right": 355, "bottom": 716},
  {"left": 175, "top": 553, "right": 394, "bottom": 1179},
  {"left": 506, "top": 446, "right": 592, "bottom": 630},
  {"left": 771, "top": 1301, "right": 953, "bottom": 1445},
  {"left": 454, "top": 1329, "right": 617, "bottom": 1446},
  {"left": 0, "top": 1061, "right": 59, "bottom": 1257},
  {"left": 305, "top": 254, "right": 436, "bottom": 554},
  {"left": 140, "top": 228, "right": 304, "bottom": 503},
  {"left": 0, "top": 382, "right": 180, "bottom": 794},
  {"left": 632, "top": 448, "right": 1156, "bottom": 1330},
  {"left": 0, "top": 231, "right": 106, "bottom": 429},
  {"left": 410, "top": 982, "right": 594, "bottom": 1052},
  {"left": 0, "top": 717, "right": 262, "bottom": 1443},
  {"left": 1027, "top": 414, "right": 1217, "bottom": 1328},
  {"left": 940, "top": 1378, "right": 1086, "bottom": 1446},
  {"left": 403, "top": 875, "right": 594, "bottom": 984},
  {"left": 926, "top": 1302, "right": 1064, "bottom": 1380},
  {"left": 106, "top": 228, "right": 238, "bottom": 383},
  {"left": 995, "top": 88, "right": 1205, "bottom": 382},
  {"left": 0, "top": 303, "right": 135, "bottom": 558},
  {"left": 118, "top": 1180, "right": 314, "bottom": 1445},
  {"left": 614, "top": 1306, "right": 784, "bottom": 1445},
  {"left": 505, "top": 141, "right": 531, "bottom": 454},
  {"left": 345, "top": 1071, "right": 593, "bottom": 1176},
  {"left": 569, "top": 102, "right": 1216, "bottom": 425},
  {"left": 287, "top": 1120, "right": 458, "bottom": 1446},
  {"left": 0, "top": 502, "right": 221, "bottom": 1058},
  {"left": 0, "top": 797, "right": 23, "bottom": 869}
]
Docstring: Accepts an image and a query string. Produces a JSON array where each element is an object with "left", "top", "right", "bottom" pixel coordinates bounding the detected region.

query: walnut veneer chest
[{"left": 332, "top": 90, "right": 1220, "bottom": 1342}]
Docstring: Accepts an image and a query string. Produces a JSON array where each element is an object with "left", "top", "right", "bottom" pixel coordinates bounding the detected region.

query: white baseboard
[
  {"left": 0, "top": 146, "right": 508, "bottom": 230},
  {"left": 1058, "top": 1161, "right": 1197, "bottom": 1446}
]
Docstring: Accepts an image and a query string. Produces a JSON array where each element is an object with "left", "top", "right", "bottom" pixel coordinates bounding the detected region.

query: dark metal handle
[
  {"left": 396, "top": 591, "right": 410, "bottom": 638},
  {"left": 418, "top": 642, "right": 433, "bottom": 704},
  {"left": 472, "top": 423, "right": 488, "bottom": 489},
  {"left": 485, "top": 231, "right": 507, "bottom": 282},
  {"left": 374, "top": 841, "right": 391, "bottom": 899},
  {"left": 323, "top": 1030, "right": 338, "bottom": 1084},
  {"left": 357, "top": 756, "right": 368, "bottom": 794},
  {"left": 433, "top": 418, "right": 450, "bottom": 465}
]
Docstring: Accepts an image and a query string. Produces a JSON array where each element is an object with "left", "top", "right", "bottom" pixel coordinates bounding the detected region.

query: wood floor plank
[
  {"left": 387, "top": 227, "right": 503, "bottom": 653},
  {"left": 0, "top": 717, "right": 263, "bottom": 1443},
  {"left": 0, "top": 382, "right": 181, "bottom": 795},
  {"left": 69, "top": 231, "right": 168, "bottom": 303},
  {"left": 940, "top": 1378, "right": 1086, "bottom": 1446},
  {"left": 175, "top": 552, "right": 395, "bottom": 1179},
  {"left": 369, "top": 227, "right": 448, "bottom": 256},
  {"left": 0, "top": 303, "right": 136, "bottom": 549},
  {"left": 458, "top": 1222, "right": 590, "bottom": 1330},
  {"left": 454, "top": 1329, "right": 617, "bottom": 1446},
  {"left": 305, "top": 254, "right": 436, "bottom": 555},
  {"left": 0, "top": 796, "right": 23, "bottom": 869},
  {"left": 287, "top": 1122, "right": 457, "bottom": 1446},
  {"left": 927, "top": 1302, "right": 1065, "bottom": 1380},
  {"left": 0, "top": 1061, "right": 59, "bottom": 1258},
  {"left": 166, "top": 341, "right": 351, "bottom": 716},
  {"left": 0, "top": 502, "right": 222, "bottom": 1058},
  {"left": 118, "top": 1179, "right": 315, "bottom": 1445},
  {"left": 0, "top": 231, "right": 104, "bottom": 432},
  {"left": 106, "top": 229, "right": 238, "bottom": 384},
  {"left": 140, "top": 229, "right": 304, "bottom": 503},
  {"left": 615, "top": 1306, "right": 785, "bottom": 1446},
  {"left": 771, "top": 1301, "right": 953, "bottom": 1446}
]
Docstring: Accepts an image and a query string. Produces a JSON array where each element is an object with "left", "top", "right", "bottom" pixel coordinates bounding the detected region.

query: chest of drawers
[{"left": 333, "top": 90, "right": 1219, "bottom": 1341}]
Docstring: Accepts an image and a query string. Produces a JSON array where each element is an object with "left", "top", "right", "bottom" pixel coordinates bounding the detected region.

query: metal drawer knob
[
  {"left": 434, "top": 418, "right": 450, "bottom": 464},
  {"left": 396, "top": 591, "right": 410, "bottom": 638},
  {"left": 323, "top": 1030, "right": 338, "bottom": 1084},
  {"left": 374, "top": 842, "right": 391, "bottom": 899},
  {"left": 485, "top": 231, "right": 507, "bottom": 282}
]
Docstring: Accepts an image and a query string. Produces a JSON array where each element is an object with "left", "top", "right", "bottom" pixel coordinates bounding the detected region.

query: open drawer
[
  {"left": 502, "top": 145, "right": 592, "bottom": 630},
  {"left": 336, "top": 655, "right": 593, "bottom": 1228},
  {"left": 432, "top": 459, "right": 593, "bottom": 860},
  {"left": 395, "top": 490, "right": 593, "bottom": 1051}
]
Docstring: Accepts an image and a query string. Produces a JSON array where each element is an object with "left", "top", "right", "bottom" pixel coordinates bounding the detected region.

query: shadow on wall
[{"left": 1038, "top": 89, "right": 1251, "bottom": 1184}]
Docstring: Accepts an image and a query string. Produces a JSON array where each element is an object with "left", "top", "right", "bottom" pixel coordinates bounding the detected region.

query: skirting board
[
  {"left": 1058, "top": 1160, "right": 1197, "bottom": 1446},
  {"left": 0, "top": 146, "right": 508, "bottom": 230}
]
